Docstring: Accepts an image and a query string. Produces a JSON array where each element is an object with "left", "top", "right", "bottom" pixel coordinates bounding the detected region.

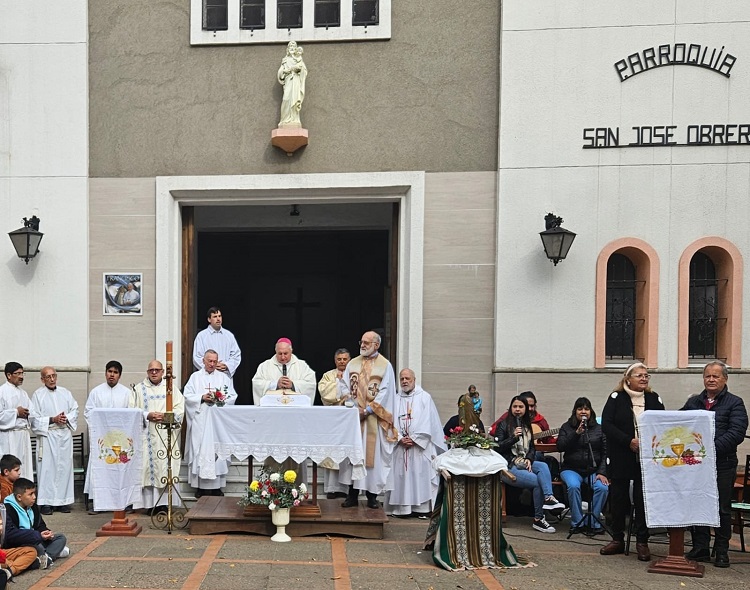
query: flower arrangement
[
  {"left": 208, "top": 385, "right": 229, "bottom": 407},
  {"left": 445, "top": 424, "right": 497, "bottom": 450},
  {"left": 239, "top": 467, "right": 309, "bottom": 510}
]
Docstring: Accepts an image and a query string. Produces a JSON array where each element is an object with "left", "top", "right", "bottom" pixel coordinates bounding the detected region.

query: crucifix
[{"left": 278, "top": 286, "right": 320, "bottom": 345}]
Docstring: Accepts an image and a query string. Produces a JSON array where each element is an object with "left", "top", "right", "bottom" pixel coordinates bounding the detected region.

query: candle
[{"left": 165, "top": 340, "right": 173, "bottom": 412}]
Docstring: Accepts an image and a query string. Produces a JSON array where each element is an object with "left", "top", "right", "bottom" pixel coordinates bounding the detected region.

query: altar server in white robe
[
  {"left": 318, "top": 348, "right": 352, "bottom": 498},
  {"left": 192, "top": 307, "right": 241, "bottom": 379},
  {"left": 251, "top": 337, "right": 316, "bottom": 405},
  {"left": 384, "top": 369, "right": 447, "bottom": 517},
  {"left": 0, "top": 363, "right": 34, "bottom": 480},
  {"left": 129, "top": 360, "right": 185, "bottom": 512},
  {"left": 83, "top": 360, "right": 131, "bottom": 512},
  {"left": 336, "top": 331, "right": 398, "bottom": 509},
  {"left": 31, "top": 367, "right": 79, "bottom": 513},
  {"left": 184, "top": 349, "right": 237, "bottom": 498}
]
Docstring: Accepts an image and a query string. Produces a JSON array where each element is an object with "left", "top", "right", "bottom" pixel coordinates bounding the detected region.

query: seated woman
[
  {"left": 494, "top": 395, "right": 564, "bottom": 533},
  {"left": 556, "top": 397, "right": 609, "bottom": 534}
]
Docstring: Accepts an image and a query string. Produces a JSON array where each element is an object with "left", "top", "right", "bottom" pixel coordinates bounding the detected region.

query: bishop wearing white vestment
[
  {"left": 251, "top": 338, "right": 316, "bottom": 406},
  {"left": 384, "top": 369, "right": 446, "bottom": 516},
  {"left": 0, "top": 363, "right": 34, "bottom": 480},
  {"left": 83, "top": 361, "right": 132, "bottom": 507},
  {"left": 31, "top": 367, "right": 79, "bottom": 510},
  {"left": 184, "top": 350, "right": 237, "bottom": 496},
  {"left": 129, "top": 360, "right": 185, "bottom": 510},
  {"left": 337, "top": 331, "right": 398, "bottom": 509},
  {"left": 192, "top": 307, "right": 241, "bottom": 378}
]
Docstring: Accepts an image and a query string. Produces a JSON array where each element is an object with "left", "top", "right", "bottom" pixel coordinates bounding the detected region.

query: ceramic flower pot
[{"left": 271, "top": 507, "right": 291, "bottom": 542}]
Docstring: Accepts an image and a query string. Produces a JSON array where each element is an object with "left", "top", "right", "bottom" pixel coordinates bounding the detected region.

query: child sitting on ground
[
  {"left": 3, "top": 478, "right": 69, "bottom": 569},
  {"left": 0, "top": 456, "right": 40, "bottom": 577}
]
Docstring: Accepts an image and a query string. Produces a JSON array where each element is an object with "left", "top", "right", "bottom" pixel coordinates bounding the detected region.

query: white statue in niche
[{"left": 277, "top": 41, "right": 307, "bottom": 128}]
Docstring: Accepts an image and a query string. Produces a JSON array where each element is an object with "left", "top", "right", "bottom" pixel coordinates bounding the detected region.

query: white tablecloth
[{"left": 197, "top": 406, "right": 366, "bottom": 480}]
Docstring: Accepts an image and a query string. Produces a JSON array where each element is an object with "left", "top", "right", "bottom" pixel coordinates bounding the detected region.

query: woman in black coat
[
  {"left": 556, "top": 397, "right": 608, "bottom": 534},
  {"left": 599, "top": 363, "right": 664, "bottom": 562}
]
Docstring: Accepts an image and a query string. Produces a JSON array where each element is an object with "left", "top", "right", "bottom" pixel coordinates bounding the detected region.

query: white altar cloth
[{"left": 197, "top": 406, "right": 366, "bottom": 481}]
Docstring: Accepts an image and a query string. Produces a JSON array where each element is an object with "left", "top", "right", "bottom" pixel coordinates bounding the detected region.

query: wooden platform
[{"left": 186, "top": 496, "right": 387, "bottom": 539}]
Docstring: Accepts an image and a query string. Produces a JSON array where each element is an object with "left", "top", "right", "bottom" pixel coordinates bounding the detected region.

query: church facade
[{"left": 2, "top": 2, "right": 749, "bottom": 442}]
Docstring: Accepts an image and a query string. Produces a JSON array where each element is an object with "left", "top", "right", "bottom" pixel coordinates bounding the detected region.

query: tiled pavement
[{"left": 9, "top": 504, "right": 750, "bottom": 590}]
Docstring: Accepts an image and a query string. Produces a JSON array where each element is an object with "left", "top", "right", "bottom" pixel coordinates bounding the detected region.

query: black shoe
[
  {"left": 326, "top": 492, "right": 337, "bottom": 500},
  {"left": 685, "top": 547, "right": 711, "bottom": 562},
  {"left": 213, "top": 489, "right": 224, "bottom": 497},
  {"left": 341, "top": 497, "right": 358, "bottom": 508},
  {"left": 150, "top": 505, "right": 168, "bottom": 516},
  {"left": 365, "top": 492, "right": 380, "bottom": 509},
  {"left": 194, "top": 489, "right": 204, "bottom": 499},
  {"left": 714, "top": 553, "right": 730, "bottom": 568},
  {"left": 40, "top": 505, "right": 53, "bottom": 516},
  {"left": 57, "top": 505, "right": 71, "bottom": 513}
]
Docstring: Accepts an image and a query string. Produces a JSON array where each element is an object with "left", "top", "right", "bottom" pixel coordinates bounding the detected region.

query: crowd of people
[{"left": 0, "top": 304, "right": 747, "bottom": 579}]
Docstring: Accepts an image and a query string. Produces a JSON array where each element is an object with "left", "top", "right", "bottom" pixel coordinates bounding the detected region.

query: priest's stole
[
  {"left": 88, "top": 408, "right": 143, "bottom": 511},
  {"left": 639, "top": 410, "right": 719, "bottom": 528}
]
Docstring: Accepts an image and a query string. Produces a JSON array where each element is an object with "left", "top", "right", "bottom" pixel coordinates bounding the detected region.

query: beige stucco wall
[{"left": 88, "top": 1, "right": 501, "bottom": 177}]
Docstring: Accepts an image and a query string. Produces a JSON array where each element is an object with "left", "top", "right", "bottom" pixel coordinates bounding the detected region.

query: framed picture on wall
[{"left": 103, "top": 273, "right": 143, "bottom": 316}]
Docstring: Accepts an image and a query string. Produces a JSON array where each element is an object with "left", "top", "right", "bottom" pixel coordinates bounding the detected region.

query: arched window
[
  {"left": 606, "top": 254, "right": 637, "bottom": 359},
  {"left": 678, "top": 238, "right": 743, "bottom": 368},
  {"left": 595, "top": 239, "right": 659, "bottom": 368},
  {"left": 688, "top": 252, "right": 719, "bottom": 359}
]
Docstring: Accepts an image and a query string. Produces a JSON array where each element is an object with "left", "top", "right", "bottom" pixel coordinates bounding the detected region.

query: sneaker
[
  {"left": 532, "top": 517, "right": 556, "bottom": 533},
  {"left": 59, "top": 546, "right": 70, "bottom": 558},
  {"left": 38, "top": 554, "right": 49, "bottom": 570},
  {"left": 542, "top": 496, "right": 565, "bottom": 510}
]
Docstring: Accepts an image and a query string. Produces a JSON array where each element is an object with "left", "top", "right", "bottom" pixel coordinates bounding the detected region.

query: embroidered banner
[
  {"left": 88, "top": 408, "right": 143, "bottom": 511},
  {"left": 639, "top": 410, "right": 719, "bottom": 528}
]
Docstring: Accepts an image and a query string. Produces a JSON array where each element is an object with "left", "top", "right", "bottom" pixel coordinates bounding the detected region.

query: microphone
[
  {"left": 282, "top": 364, "right": 287, "bottom": 377},
  {"left": 515, "top": 416, "right": 522, "bottom": 435},
  {"left": 581, "top": 415, "right": 588, "bottom": 429}
]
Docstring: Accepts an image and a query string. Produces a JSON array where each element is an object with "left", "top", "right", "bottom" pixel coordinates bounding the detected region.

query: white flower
[
  {"left": 269, "top": 473, "right": 280, "bottom": 482},
  {"left": 261, "top": 490, "right": 268, "bottom": 497},
  {"left": 470, "top": 424, "right": 479, "bottom": 433},
  {"left": 269, "top": 503, "right": 277, "bottom": 510},
  {"left": 299, "top": 483, "right": 307, "bottom": 493},
  {"left": 291, "top": 489, "right": 298, "bottom": 498}
]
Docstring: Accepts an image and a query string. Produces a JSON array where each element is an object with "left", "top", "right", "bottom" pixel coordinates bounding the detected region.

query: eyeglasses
[
  {"left": 147, "top": 368, "right": 163, "bottom": 374},
  {"left": 42, "top": 374, "right": 57, "bottom": 380},
  {"left": 359, "top": 340, "right": 373, "bottom": 346},
  {"left": 632, "top": 373, "right": 651, "bottom": 379}
]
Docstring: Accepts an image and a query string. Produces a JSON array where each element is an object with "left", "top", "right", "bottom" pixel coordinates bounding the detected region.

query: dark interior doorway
[{"left": 196, "top": 230, "right": 391, "bottom": 404}]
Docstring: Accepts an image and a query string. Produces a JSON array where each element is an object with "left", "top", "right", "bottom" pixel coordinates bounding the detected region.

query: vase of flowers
[
  {"left": 239, "top": 466, "right": 309, "bottom": 541},
  {"left": 207, "top": 386, "right": 228, "bottom": 407},
  {"left": 445, "top": 424, "right": 498, "bottom": 450}
]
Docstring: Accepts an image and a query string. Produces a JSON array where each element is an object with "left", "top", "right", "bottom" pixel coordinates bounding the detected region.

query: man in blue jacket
[
  {"left": 3, "top": 478, "right": 68, "bottom": 569},
  {"left": 682, "top": 360, "right": 748, "bottom": 568}
]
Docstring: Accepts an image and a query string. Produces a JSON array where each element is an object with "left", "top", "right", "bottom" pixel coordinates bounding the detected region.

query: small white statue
[{"left": 277, "top": 41, "right": 307, "bottom": 128}]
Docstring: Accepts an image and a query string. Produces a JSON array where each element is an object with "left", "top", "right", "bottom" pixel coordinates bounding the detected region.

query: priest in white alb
[
  {"left": 336, "top": 331, "right": 398, "bottom": 509},
  {"left": 192, "top": 307, "right": 241, "bottom": 380},
  {"left": 384, "top": 369, "right": 446, "bottom": 517},
  {"left": 30, "top": 367, "right": 79, "bottom": 514},
  {"left": 0, "top": 362, "right": 34, "bottom": 480},
  {"left": 83, "top": 360, "right": 132, "bottom": 513},
  {"left": 318, "top": 347, "right": 352, "bottom": 498},
  {"left": 251, "top": 337, "right": 316, "bottom": 405},
  {"left": 129, "top": 359, "right": 185, "bottom": 513},
  {"left": 184, "top": 349, "right": 237, "bottom": 498}
]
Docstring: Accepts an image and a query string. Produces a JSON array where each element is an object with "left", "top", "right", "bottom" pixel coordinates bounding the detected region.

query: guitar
[{"left": 531, "top": 424, "right": 560, "bottom": 441}]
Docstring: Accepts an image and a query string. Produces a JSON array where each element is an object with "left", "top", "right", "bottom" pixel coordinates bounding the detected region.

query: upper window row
[{"left": 192, "top": 0, "right": 391, "bottom": 45}]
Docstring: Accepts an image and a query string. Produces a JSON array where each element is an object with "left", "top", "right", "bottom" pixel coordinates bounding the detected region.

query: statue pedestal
[{"left": 272, "top": 127, "right": 308, "bottom": 156}]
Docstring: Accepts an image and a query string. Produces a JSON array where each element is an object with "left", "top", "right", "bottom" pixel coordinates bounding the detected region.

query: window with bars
[
  {"left": 204, "top": 0, "right": 228, "bottom": 30},
  {"left": 315, "top": 0, "right": 340, "bottom": 27},
  {"left": 606, "top": 253, "right": 637, "bottom": 359},
  {"left": 241, "top": 0, "right": 265, "bottom": 29},
  {"left": 278, "top": 0, "right": 303, "bottom": 28},
  {"left": 688, "top": 252, "right": 719, "bottom": 359}
]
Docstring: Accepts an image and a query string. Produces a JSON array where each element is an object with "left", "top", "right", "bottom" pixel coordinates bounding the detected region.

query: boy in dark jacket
[{"left": 3, "top": 478, "right": 68, "bottom": 569}]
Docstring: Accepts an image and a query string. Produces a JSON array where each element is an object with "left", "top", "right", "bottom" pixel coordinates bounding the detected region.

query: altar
[{"left": 187, "top": 406, "right": 386, "bottom": 538}]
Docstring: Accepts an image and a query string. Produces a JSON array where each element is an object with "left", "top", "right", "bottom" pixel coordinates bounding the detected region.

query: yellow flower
[
  {"left": 283, "top": 470, "right": 297, "bottom": 483},
  {"left": 249, "top": 480, "right": 260, "bottom": 492}
]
